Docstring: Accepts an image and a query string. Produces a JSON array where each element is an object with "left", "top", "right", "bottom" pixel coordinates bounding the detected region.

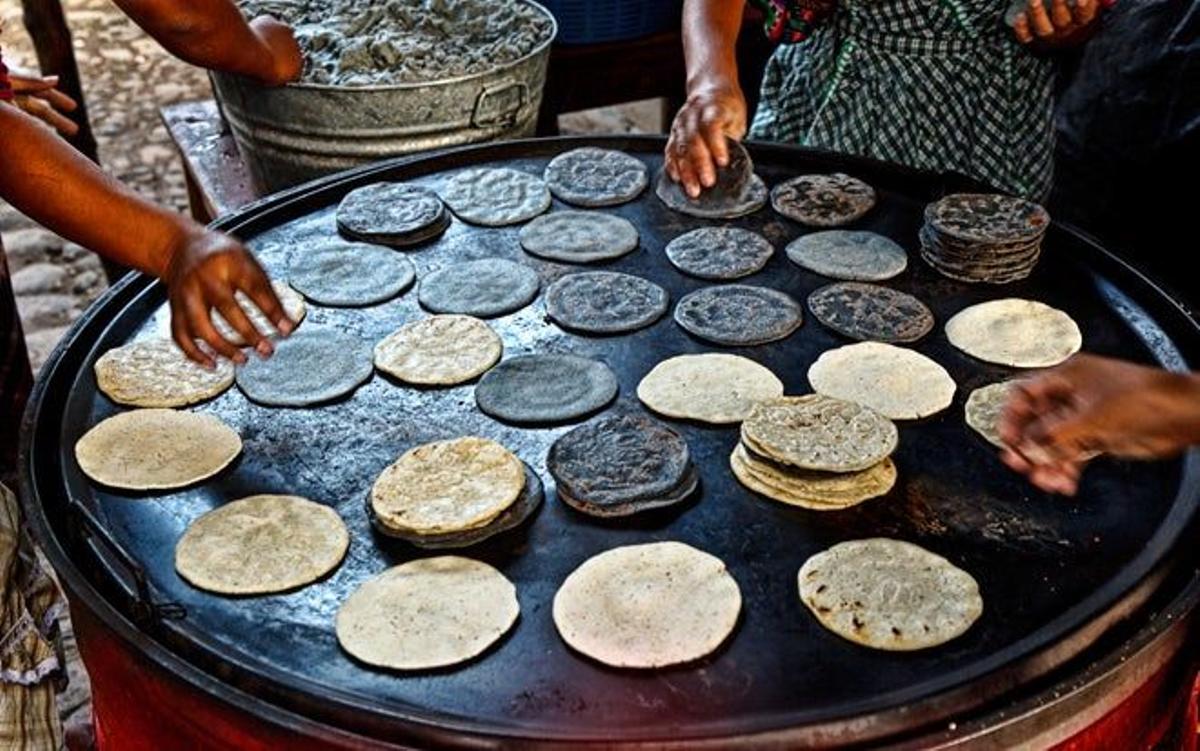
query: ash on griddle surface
[{"left": 240, "top": 0, "right": 554, "bottom": 86}]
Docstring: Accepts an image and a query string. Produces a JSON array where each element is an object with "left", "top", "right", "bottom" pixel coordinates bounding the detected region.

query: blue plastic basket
[{"left": 539, "top": 0, "right": 683, "bottom": 45}]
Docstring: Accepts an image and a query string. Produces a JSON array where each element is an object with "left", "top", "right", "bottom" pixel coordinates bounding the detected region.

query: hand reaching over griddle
[
  {"left": 665, "top": 80, "right": 748, "bottom": 198},
  {"left": 997, "top": 354, "right": 1200, "bottom": 495},
  {"left": 163, "top": 229, "right": 295, "bottom": 368}
]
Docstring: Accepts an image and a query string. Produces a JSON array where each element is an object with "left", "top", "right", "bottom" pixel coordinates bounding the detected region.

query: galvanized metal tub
[{"left": 210, "top": 1, "right": 556, "bottom": 193}]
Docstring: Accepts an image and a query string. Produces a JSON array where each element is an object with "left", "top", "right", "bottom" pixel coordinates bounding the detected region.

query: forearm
[
  {"left": 682, "top": 0, "right": 743, "bottom": 92},
  {"left": 0, "top": 106, "right": 191, "bottom": 278},
  {"left": 113, "top": 0, "right": 273, "bottom": 79}
]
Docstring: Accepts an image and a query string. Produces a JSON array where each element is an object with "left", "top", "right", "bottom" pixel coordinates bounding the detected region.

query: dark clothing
[
  {"left": 1050, "top": 1, "right": 1200, "bottom": 308},
  {"left": 0, "top": 241, "right": 33, "bottom": 489}
]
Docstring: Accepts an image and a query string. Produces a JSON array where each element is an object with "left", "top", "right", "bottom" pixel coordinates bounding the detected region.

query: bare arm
[
  {"left": 0, "top": 106, "right": 292, "bottom": 365},
  {"left": 998, "top": 354, "right": 1200, "bottom": 495},
  {"left": 112, "top": 0, "right": 301, "bottom": 84},
  {"left": 665, "top": 0, "right": 747, "bottom": 197}
]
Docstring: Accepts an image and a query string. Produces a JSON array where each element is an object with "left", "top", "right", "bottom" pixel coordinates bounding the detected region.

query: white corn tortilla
[
  {"left": 798, "top": 538, "right": 983, "bottom": 651},
  {"left": 637, "top": 353, "right": 784, "bottom": 424},
  {"left": 370, "top": 437, "right": 525, "bottom": 535},
  {"left": 336, "top": 557, "right": 519, "bottom": 670},
  {"left": 945, "top": 298, "right": 1081, "bottom": 368},
  {"left": 75, "top": 409, "right": 242, "bottom": 490},
  {"left": 175, "top": 494, "right": 349, "bottom": 595},
  {"left": 807, "top": 342, "right": 956, "bottom": 420},
  {"left": 95, "top": 338, "right": 234, "bottom": 408},
  {"left": 553, "top": 541, "right": 741, "bottom": 668},
  {"left": 374, "top": 315, "right": 502, "bottom": 386}
]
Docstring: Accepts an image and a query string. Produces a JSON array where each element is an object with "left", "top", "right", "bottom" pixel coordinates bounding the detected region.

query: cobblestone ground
[{"left": 1, "top": 0, "right": 210, "bottom": 372}]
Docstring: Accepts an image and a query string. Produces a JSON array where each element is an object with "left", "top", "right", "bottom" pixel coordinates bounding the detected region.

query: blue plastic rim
[{"left": 540, "top": 0, "right": 683, "bottom": 45}]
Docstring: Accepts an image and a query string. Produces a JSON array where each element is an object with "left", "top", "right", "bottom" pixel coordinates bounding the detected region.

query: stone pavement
[{"left": 1, "top": 0, "right": 211, "bottom": 371}]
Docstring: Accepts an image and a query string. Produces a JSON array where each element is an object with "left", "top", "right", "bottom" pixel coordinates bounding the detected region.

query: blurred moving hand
[{"left": 998, "top": 354, "right": 1200, "bottom": 495}]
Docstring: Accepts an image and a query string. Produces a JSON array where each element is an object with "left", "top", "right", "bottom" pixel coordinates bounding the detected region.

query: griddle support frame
[{"left": 70, "top": 499, "right": 187, "bottom": 626}]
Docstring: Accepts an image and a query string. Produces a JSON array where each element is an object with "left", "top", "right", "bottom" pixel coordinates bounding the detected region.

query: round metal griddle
[{"left": 21, "top": 137, "right": 1200, "bottom": 747}]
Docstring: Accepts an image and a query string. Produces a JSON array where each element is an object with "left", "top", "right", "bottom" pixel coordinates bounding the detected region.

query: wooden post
[
  {"left": 20, "top": 0, "right": 99, "bottom": 164},
  {"left": 21, "top": 0, "right": 127, "bottom": 282}
]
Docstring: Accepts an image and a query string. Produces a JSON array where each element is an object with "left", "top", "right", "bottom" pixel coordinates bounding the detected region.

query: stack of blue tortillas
[
  {"left": 655, "top": 138, "right": 766, "bottom": 219},
  {"left": 920, "top": 193, "right": 1049, "bottom": 284},
  {"left": 548, "top": 409, "right": 697, "bottom": 517},
  {"left": 336, "top": 182, "right": 450, "bottom": 247}
]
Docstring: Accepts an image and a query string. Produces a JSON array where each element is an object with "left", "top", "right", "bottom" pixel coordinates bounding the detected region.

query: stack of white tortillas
[
  {"left": 553, "top": 541, "right": 741, "bottom": 668},
  {"left": 732, "top": 395, "right": 899, "bottom": 510},
  {"left": 946, "top": 298, "right": 1081, "bottom": 368},
  {"left": 374, "top": 315, "right": 502, "bottom": 386},
  {"left": 75, "top": 409, "right": 242, "bottom": 490},
  {"left": 369, "top": 437, "right": 526, "bottom": 538},
  {"left": 798, "top": 538, "right": 983, "bottom": 650},
  {"left": 808, "top": 341, "right": 956, "bottom": 420},
  {"left": 337, "top": 556, "right": 519, "bottom": 670},
  {"left": 95, "top": 338, "right": 233, "bottom": 407},
  {"left": 175, "top": 494, "right": 349, "bottom": 595},
  {"left": 637, "top": 353, "right": 784, "bottom": 424}
]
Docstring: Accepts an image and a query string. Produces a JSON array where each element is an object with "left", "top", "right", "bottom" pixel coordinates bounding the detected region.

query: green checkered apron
[{"left": 749, "top": 0, "right": 1056, "bottom": 200}]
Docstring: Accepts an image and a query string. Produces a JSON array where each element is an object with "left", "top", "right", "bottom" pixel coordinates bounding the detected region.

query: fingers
[
  {"left": 664, "top": 141, "right": 680, "bottom": 182},
  {"left": 16, "top": 96, "right": 80, "bottom": 136},
  {"left": 1050, "top": 0, "right": 1073, "bottom": 29},
  {"left": 686, "top": 135, "right": 717, "bottom": 194},
  {"left": 701, "top": 116, "right": 730, "bottom": 169},
  {"left": 1027, "top": 0, "right": 1056, "bottom": 38},
  {"left": 10, "top": 74, "right": 58, "bottom": 94},
  {"left": 212, "top": 290, "right": 271, "bottom": 359},
  {"left": 1074, "top": 0, "right": 1098, "bottom": 25},
  {"left": 170, "top": 300, "right": 215, "bottom": 369},
  {"left": 1013, "top": 12, "right": 1033, "bottom": 43},
  {"left": 669, "top": 127, "right": 703, "bottom": 198},
  {"left": 241, "top": 266, "right": 294, "bottom": 337},
  {"left": 37, "top": 87, "right": 78, "bottom": 113},
  {"left": 184, "top": 292, "right": 247, "bottom": 365},
  {"left": 1028, "top": 460, "right": 1083, "bottom": 496}
]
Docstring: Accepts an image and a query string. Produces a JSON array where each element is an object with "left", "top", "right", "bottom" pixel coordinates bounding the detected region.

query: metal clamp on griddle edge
[{"left": 69, "top": 498, "right": 186, "bottom": 626}]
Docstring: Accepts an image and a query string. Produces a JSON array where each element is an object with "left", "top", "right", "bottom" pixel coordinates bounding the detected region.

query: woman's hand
[
  {"left": 248, "top": 15, "right": 303, "bottom": 85},
  {"left": 664, "top": 79, "right": 748, "bottom": 198},
  {"left": 8, "top": 71, "right": 79, "bottom": 136},
  {"left": 1012, "top": 0, "right": 1110, "bottom": 49},
  {"left": 998, "top": 354, "right": 1200, "bottom": 495},
  {"left": 162, "top": 228, "right": 294, "bottom": 368}
]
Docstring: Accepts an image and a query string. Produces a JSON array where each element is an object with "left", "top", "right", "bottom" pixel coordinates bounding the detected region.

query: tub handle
[
  {"left": 70, "top": 498, "right": 186, "bottom": 625},
  {"left": 472, "top": 81, "right": 528, "bottom": 129}
]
